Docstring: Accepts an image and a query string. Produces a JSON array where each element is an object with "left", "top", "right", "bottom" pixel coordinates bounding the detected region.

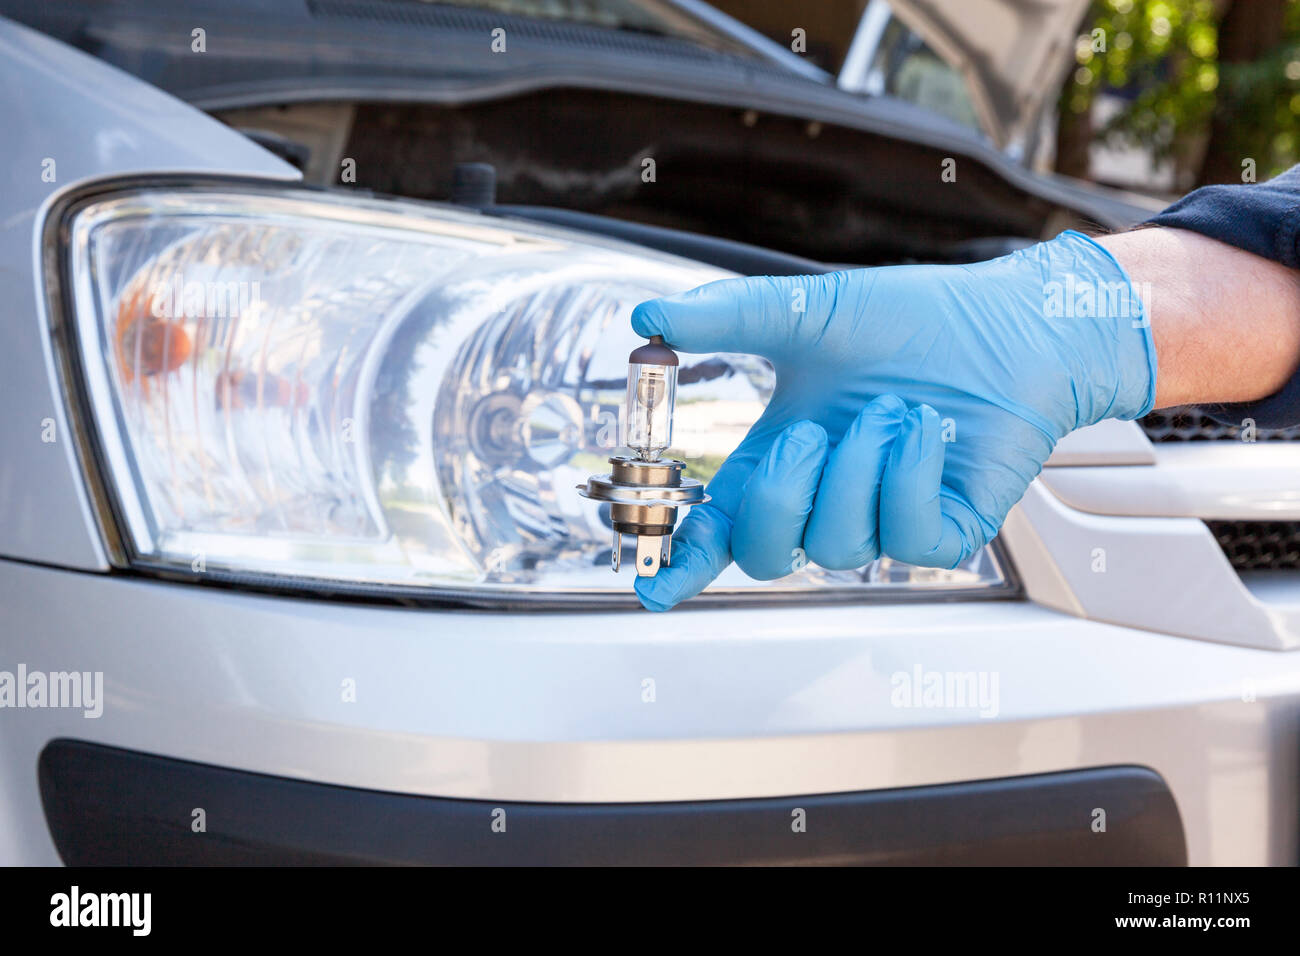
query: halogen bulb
[
  {"left": 577, "top": 335, "right": 707, "bottom": 578},
  {"left": 624, "top": 336, "right": 678, "bottom": 461}
]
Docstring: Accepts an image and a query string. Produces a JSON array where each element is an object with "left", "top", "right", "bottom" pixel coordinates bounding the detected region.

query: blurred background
[{"left": 717, "top": 0, "right": 1300, "bottom": 199}]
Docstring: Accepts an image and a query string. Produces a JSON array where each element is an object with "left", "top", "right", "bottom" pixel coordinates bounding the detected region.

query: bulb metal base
[{"left": 577, "top": 456, "right": 708, "bottom": 577}]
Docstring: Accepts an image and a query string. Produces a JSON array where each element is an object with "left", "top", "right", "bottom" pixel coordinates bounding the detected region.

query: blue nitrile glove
[{"left": 630, "top": 229, "right": 1157, "bottom": 612}]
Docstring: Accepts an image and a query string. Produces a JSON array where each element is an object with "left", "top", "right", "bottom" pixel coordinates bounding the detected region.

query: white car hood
[{"left": 888, "top": 0, "right": 1092, "bottom": 148}]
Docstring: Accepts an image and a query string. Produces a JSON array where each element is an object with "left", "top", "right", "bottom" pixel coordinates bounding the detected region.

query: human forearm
[{"left": 1098, "top": 226, "right": 1300, "bottom": 410}]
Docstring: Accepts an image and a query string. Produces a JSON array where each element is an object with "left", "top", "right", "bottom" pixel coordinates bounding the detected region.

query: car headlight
[{"left": 54, "top": 183, "right": 1011, "bottom": 606}]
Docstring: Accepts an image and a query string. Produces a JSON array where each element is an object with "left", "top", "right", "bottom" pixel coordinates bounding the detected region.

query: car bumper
[{"left": 2, "top": 557, "right": 1298, "bottom": 865}]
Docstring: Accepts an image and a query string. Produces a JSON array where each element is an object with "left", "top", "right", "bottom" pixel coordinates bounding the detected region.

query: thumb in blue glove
[{"left": 630, "top": 230, "right": 1157, "bottom": 612}]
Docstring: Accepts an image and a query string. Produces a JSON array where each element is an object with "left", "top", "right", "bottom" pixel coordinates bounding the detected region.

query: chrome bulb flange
[{"left": 577, "top": 455, "right": 708, "bottom": 576}]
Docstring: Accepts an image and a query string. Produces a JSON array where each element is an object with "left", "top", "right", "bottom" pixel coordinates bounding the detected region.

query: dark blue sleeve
[{"left": 1144, "top": 165, "right": 1300, "bottom": 428}]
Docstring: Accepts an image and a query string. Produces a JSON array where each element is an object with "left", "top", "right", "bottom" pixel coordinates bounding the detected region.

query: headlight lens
[{"left": 61, "top": 185, "right": 1010, "bottom": 604}]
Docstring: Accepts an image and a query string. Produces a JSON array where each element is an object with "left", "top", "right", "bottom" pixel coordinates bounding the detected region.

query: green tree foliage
[{"left": 1063, "top": 0, "right": 1300, "bottom": 181}]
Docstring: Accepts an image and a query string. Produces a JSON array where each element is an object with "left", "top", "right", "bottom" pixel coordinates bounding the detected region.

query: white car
[{"left": 1, "top": 1, "right": 1297, "bottom": 866}]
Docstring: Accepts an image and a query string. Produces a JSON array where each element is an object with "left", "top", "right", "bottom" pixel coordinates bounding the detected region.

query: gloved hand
[{"left": 630, "top": 230, "right": 1157, "bottom": 612}]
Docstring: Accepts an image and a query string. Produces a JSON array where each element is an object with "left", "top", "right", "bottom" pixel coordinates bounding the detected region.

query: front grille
[
  {"left": 1140, "top": 407, "right": 1300, "bottom": 442},
  {"left": 1141, "top": 410, "right": 1300, "bottom": 569},
  {"left": 1205, "top": 520, "right": 1300, "bottom": 571}
]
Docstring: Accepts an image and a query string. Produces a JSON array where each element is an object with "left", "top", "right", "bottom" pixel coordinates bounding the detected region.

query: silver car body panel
[
  {"left": 1003, "top": 481, "right": 1300, "bottom": 651},
  {"left": 1044, "top": 442, "right": 1300, "bottom": 521},
  {"left": 3, "top": 557, "right": 1299, "bottom": 866},
  {"left": 0, "top": 17, "right": 297, "bottom": 571}
]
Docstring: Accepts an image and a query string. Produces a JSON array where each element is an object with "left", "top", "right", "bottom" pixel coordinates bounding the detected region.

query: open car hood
[{"left": 887, "top": 0, "right": 1092, "bottom": 149}]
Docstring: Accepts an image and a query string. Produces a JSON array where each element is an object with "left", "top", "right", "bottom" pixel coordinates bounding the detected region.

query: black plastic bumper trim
[{"left": 39, "top": 739, "right": 1186, "bottom": 866}]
